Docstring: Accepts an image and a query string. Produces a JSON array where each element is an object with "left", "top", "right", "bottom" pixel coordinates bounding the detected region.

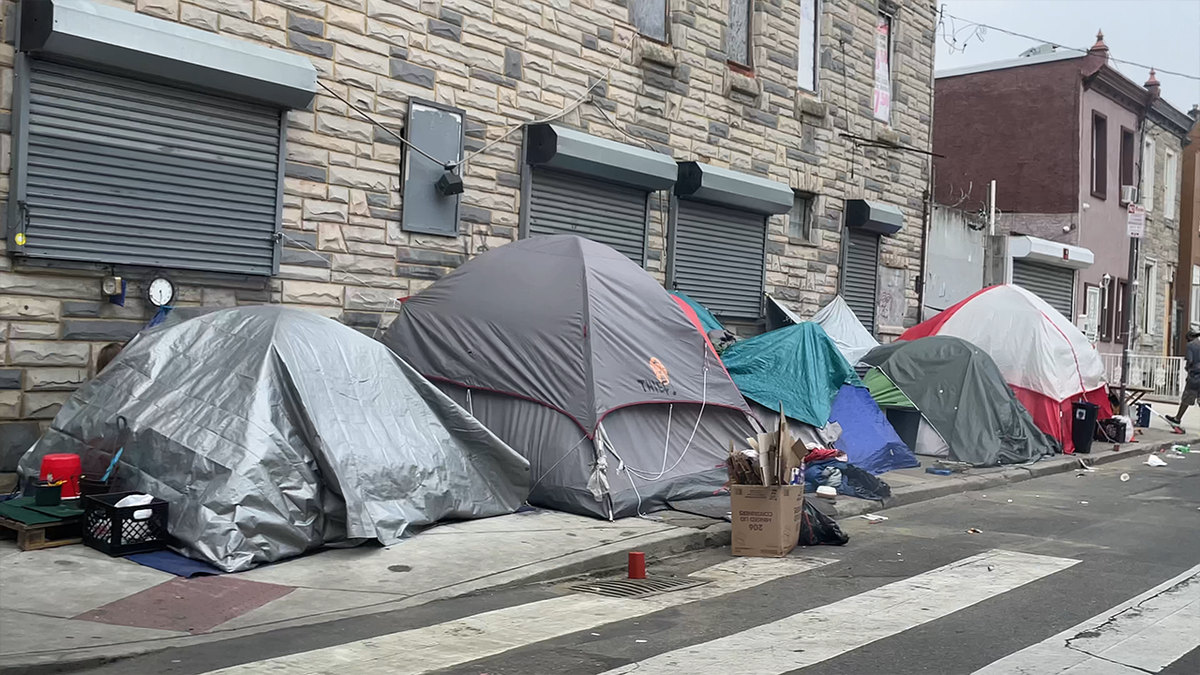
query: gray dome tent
[
  {"left": 383, "top": 235, "right": 759, "bottom": 519},
  {"left": 19, "top": 306, "right": 530, "bottom": 572},
  {"left": 861, "top": 336, "right": 1059, "bottom": 466}
]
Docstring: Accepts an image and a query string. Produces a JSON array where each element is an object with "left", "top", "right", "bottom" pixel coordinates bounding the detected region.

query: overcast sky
[{"left": 936, "top": 0, "right": 1200, "bottom": 113}]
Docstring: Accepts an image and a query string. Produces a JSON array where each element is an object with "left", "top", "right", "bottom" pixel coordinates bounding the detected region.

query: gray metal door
[
  {"left": 1012, "top": 259, "right": 1075, "bottom": 318},
  {"left": 19, "top": 60, "right": 283, "bottom": 275},
  {"left": 843, "top": 227, "right": 880, "bottom": 335},
  {"left": 528, "top": 169, "right": 647, "bottom": 264},
  {"left": 673, "top": 200, "right": 766, "bottom": 320}
]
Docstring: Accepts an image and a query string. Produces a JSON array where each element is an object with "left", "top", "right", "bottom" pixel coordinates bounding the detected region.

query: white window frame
[
  {"left": 1191, "top": 264, "right": 1200, "bottom": 328},
  {"left": 1143, "top": 137, "right": 1156, "bottom": 212},
  {"left": 1164, "top": 149, "right": 1178, "bottom": 220},
  {"left": 1141, "top": 259, "right": 1158, "bottom": 338},
  {"left": 797, "top": 0, "right": 820, "bottom": 94}
]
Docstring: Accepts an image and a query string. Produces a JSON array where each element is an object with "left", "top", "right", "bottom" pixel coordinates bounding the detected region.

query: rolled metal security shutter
[
  {"left": 528, "top": 170, "right": 648, "bottom": 265},
  {"left": 1012, "top": 259, "right": 1075, "bottom": 318},
  {"left": 674, "top": 200, "right": 766, "bottom": 319},
  {"left": 20, "top": 60, "right": 283, "bottom": 275},
  {"left": 843, "top": 227, "right": 880, "bottom": 335}
]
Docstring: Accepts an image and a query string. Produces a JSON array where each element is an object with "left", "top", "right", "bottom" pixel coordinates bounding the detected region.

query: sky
[{"left": 936, "top": 0, "right": 1200, "bottom": 113}]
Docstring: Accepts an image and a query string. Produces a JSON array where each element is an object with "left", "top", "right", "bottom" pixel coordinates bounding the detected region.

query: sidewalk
[{"left": 1, "top": 423, "right": 1195, "bottom": 674}]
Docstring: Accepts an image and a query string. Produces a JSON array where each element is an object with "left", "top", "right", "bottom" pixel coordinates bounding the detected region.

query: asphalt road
[{"left": 77, "top": 452, "right": 1200, "bottom": 675}]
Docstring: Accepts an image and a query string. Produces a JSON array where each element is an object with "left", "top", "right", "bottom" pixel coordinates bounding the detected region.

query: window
[
  {"left": 1091, "top": 113, "right": 1107, "bottom": 199},
  {"left": 872, "top": 13, "right": 892, "bottom": 122},
  {"left": 1191, "top": 265, "right": 1200, "bottom": 329},
  {"left": 1143, "top": 137, "right": 1156, "bottom": 211},
  {"left": 789, "top": 193, "right": 815, "bottom": 243},
  {"left": 630, "top": 0, "right": 668, "bottom": 43},
  {"left": 1140, "top": 260, "right": 1158, "bottom": 338},
  {"left": 1084, "top": 284, "right": 1101, "bottom": 343},
  {"left": 1164, "top": 149, "right": 1178, "bottom": 220},
  {"left": 726, "top": 0, "right": 752, "bottom": 66},
  {"left": 1120, "top": 128, "right": 1135, "bottom": 200},
  {"left": 1101, "top": 276, "right": 1116, "bottom": 342},
  {"left": 1116, "top": 278, "right": 1129, "bottom": 345},
  {"left": 797, "top": 0, "right": 819, "bottom": 92}
]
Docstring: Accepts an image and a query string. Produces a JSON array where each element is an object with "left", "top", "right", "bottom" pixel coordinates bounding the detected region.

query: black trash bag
[
  {"left": 798, "top": 500, "right": 850, "bottom": 546},
  {"left": 843, "top": 464, "right": 891, "bottom": 501}
]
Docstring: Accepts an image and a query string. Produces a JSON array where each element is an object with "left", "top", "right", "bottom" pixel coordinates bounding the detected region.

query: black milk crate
[{"left": 83, "top": 491, "right": 170, "bottom": 556}]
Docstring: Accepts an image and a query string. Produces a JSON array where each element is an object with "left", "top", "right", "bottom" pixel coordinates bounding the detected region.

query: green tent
[
  {"left": 722, "top": 323, "right": 859, "bottom": 427},
  {"left": 861, "top": 336, "right": 1058, "bottom": 466},
  {"left": 670, "top": 291, "right": 724, "bottom": 334},
  {"left": 863, "top": 367, "right": 916, "bottom": 409}
]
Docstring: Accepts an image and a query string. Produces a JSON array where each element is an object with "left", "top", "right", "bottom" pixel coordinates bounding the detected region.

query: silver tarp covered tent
[
  {"left": 19, "top": 306, "right": 530, "bottom": 572},
  {"left": 383, "top": 235, "right": 759, "bottom": 519}
]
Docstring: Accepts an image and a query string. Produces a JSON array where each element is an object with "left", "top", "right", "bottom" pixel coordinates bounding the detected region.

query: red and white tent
[{"left": 900, "top": 284, "right": 1111, "bottom": 454}]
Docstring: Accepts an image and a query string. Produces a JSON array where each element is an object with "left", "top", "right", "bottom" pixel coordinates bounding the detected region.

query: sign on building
[{"left": 1126, "top": 203, "right": 1146, "bottom": 238}]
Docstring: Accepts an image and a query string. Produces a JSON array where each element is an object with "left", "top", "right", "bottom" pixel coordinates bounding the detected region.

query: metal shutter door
[
  {"left": 528, "top": 170, "right": 647, "bottom": 264},
  {"left": 20, "top": 60, "right": 282, "bottom": 275},
  {"left": 843, "top": 227, "right": 880, "bottom": 335},
  {"left": 674, "top": 200, "right": 766, "bottom": 319},
  {"left": 1012, "top": 259, "right": 1075, "bottom": 317}
]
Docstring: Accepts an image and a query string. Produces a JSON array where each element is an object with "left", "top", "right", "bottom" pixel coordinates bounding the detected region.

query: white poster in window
[
  {"left": 872, "top": 15, "right": 891, "bottom": 122},
  {"left": 797, "top": 0, "right": 818, "bottom": 92}
]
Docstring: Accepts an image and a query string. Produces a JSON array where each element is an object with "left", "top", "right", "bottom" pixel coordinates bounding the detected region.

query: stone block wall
[
  {"left": 1137, "top": 119, "right": 1185, "bottom": 356},
  {"left": 0, "top": 0, "right": 935, "bottom": 434}
]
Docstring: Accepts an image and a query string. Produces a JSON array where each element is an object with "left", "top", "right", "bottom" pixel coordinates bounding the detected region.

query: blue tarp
[
  {"left": 670, "top": 292, "right": 724, "bottom": 333},
  {"left": 722, "top": 323, "right": 858, "bottom": 427},
  {"left": 828, "top": 384, "right": 921, "bottom": 475}
]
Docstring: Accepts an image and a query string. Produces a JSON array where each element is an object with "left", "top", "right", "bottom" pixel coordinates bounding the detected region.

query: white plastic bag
[{"left": 114, "top": 493, "right": 154, "bottom": 520}]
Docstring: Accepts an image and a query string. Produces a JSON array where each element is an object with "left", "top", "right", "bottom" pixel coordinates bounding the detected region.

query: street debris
[
  {"left": 1145, "top": 455, "right": 1168, "bottom": 467},
  {"left": 859, "top": 514, "right": 889, "bottom": 523},
  {"left": 966, "top": 528, "right": 983, "bottom": 534},
  {"left": 1120, "top": 473, "right": 1130, "bottom": 482},
  {"left": 1079, "top": 501, "right": 1089, "bottom": 505}
]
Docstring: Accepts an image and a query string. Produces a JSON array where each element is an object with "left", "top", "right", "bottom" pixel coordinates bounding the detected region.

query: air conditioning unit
[{"left": 1121, "top": 185, "right": 1138, "bottom": 204}]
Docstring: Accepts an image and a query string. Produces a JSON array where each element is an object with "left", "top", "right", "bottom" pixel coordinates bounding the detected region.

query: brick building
[
  {"left": 1172, "top": 107, "right": 1200, "bottom": 351},
  {"left": 0, "top": 0, "right": 936, "bottom": 442},
  {"left": 932, "top": 35, "right": 1188, "bottom": 361}
]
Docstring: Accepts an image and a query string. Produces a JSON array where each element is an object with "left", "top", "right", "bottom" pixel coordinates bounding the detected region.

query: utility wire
[
  {"left": 940, "top": 11, "right": 1200, "bottom": 82},
  {"left": 316, "top": 32, "right": 638, "bottom": 173},
  {"left": 448, "top": 32, "right": 638, "bottom": 170},
  {"left": 316, "top": 80, "right": 445, "bottom": 166}
]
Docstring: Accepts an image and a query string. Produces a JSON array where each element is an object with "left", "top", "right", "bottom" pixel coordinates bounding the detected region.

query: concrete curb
[
  {"left": 4, "top": 435, "right": 1191, "bottom": 674},
  {"left": 830, "top": 435, "right": 1200, "bottom": 519}
]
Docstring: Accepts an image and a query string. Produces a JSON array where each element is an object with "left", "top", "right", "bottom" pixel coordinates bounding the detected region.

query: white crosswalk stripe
[
  {"left": 971, "top": 563, "right": 1200, "bottom": 674},
  {"left": 201, "top": 556, "right": 835, "bottom": 675},
  {"left": 599, "top": 550, "right": 1080, "bottom": 675}
]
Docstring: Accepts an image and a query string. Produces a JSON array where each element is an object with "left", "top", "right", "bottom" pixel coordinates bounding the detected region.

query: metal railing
[{"left": 1100, "top": 353, "right": 1186, "bottom": 403}]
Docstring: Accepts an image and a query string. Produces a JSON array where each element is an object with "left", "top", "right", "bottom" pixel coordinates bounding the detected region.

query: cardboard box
[{"left": 730, "top": 484, "right": 804, "bottom": 557}]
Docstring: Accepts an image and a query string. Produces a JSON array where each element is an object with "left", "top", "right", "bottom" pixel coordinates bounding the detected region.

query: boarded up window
[
  {"left": 631, "top": 0, "right": 668, "bottom": 42},
  {"left": 727, "top": 0, "right": 751, "bottom": 66},
  {"left": 401, "top": 99, "right": 465, "bottom": 237}
]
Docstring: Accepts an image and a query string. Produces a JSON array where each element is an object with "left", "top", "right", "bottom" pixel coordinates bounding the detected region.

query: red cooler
[{"left": 40, "top": 454, "right": 83, "bottom": 498}]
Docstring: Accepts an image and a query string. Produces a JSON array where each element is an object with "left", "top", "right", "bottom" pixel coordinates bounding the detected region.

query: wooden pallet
[{"left": 0, "top": 514, "right": 82, "bottom": 551}]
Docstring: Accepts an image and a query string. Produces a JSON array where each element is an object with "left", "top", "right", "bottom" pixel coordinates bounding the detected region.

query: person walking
[{"left": 1167, "top": 329, "right": 1200, "bottom": 427}]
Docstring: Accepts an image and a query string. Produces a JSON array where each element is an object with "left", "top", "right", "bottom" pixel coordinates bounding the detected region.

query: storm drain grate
[{"left": 570, "top": 577, "right": 709, "bottom": 598}]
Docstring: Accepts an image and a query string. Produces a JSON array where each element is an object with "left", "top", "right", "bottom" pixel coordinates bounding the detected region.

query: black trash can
[{"left": 1072, "top": 401, "right": 1099, "bottom": 454}]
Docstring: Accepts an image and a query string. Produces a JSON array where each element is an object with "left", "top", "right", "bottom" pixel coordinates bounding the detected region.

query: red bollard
[{"left": 628, "top": 551, "right": 646, "bottom": 579}]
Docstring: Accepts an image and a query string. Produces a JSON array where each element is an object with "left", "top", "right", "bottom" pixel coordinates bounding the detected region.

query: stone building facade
[
  {"left": 1135, "top": 95, "right": 1191, "bottom": 357},
  {"left": 0, "top": 0, "right": 936, "bottom": 440}
]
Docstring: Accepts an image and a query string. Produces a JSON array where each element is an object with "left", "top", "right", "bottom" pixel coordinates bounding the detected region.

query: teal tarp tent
[
  {"left": 722, "top": 323, "right": 859, "bottom": 427},
  {"left": 670, "top": 292, "right": 724, "bottom": 334}
]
